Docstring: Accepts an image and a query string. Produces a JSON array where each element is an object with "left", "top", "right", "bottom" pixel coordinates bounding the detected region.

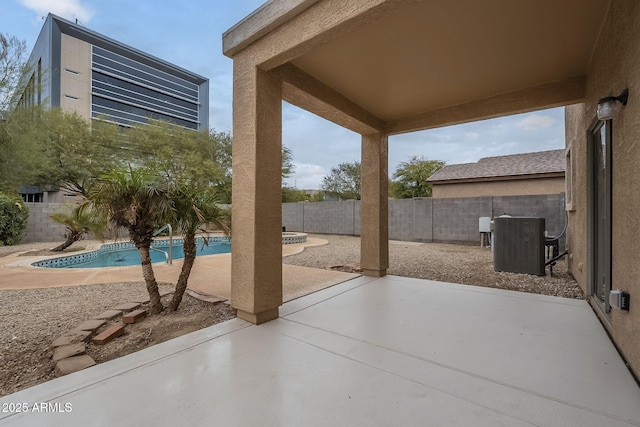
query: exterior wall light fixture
[{"left": 597, "top": 88, "right": 629, "bottom": 120}]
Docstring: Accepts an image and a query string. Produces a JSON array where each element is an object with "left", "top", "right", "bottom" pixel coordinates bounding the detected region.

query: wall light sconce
[{"left": 597, "top": 88, "right": 629, "bottom": 120}]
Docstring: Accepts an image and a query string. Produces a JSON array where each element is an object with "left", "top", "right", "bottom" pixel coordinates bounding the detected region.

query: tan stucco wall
[
  {"left": 230, "top": 60, "right": 284, "bottom": 324},
  {"left": 431, "top": 176, "right": 565, "bottom": 198},
  {"left": 564, "top": 104, "right": 587, "bottom": 291},
  {"left": 60, "top": 34, "right": 91, "bottom": 118},
  {"left": 567, "top": 0, "right": 640, "bottom": 378}
]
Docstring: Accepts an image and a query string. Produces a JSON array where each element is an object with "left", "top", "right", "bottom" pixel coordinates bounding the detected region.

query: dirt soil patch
[
  {"left": 88, "top": 296, "right": 235, "bottom": 364},
  {"left": 0, "top": 282, "right": 234, "bottom": 397}
]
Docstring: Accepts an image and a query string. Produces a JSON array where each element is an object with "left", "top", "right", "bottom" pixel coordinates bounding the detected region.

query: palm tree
[
  {"left": 50, "top": 205, "right": 105, "bottom": 251},
  {"left": 168, "top": 187, "right": 230, "bottom": 311},
  {"left": 86, "top": 167, "right": 171, "bottom": 314}
]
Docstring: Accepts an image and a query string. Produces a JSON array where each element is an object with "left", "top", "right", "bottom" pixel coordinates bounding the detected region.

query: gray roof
[{"left": 427, "top": 149, "right": 565, "bottom": 182}]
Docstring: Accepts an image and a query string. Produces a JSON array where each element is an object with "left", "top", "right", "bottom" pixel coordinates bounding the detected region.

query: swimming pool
[
  {"left": 32, "top": 237, "right": 231, "bottom": 269},
  {"left": 31, "top": 233, "right": 308, "bottom": 269}
]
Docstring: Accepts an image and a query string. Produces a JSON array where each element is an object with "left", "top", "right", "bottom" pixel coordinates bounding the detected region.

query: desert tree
[
  {"left": 86, "top": 167, "right": 171, "bottom": 314},
  {"left": 321, "top": 161, "right": 361, "bottom": 200},
  {"left": 389, "top": 156, "right": 445, "bottom": 198},
  {"left": 50, "top": 205, "right": 105, "bottom": 252},
  {"left": 168, "top": 186, "right": 230, "bottom": 311},
  {"left": 0, "top": 33, "right": 29, "bottom": 111}
]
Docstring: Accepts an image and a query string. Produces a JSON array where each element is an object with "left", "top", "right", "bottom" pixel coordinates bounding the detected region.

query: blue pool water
[
  {"left": 32, "top": 238, "right": 231, "bottom": 269},
  {"left": 69, "top": 243, "right": 231, "bottom": 268}
]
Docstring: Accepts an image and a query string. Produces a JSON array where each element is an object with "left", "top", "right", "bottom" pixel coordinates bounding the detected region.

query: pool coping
[
  {"left": 7, "top": 232, "right": 309, "bottom": 270},
  {"left": 0, "top": 236, "right": 330, "bottom": 293},
  {"left": 31, "top": 236, "right": 231, "bottom": 269}
]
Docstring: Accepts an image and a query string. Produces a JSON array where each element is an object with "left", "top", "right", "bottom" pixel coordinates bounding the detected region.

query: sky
[{"left": 0, "top": 0, "right": 566, "bottom": 189}]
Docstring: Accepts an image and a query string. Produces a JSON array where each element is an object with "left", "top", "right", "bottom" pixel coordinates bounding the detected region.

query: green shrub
[{"left": 0, "top": 194, "right": 29, "bottom": 245}]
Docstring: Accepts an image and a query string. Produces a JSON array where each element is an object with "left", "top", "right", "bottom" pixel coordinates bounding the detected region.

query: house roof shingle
[{"left": 427, "top": 149, "right": 565, "bottom": 182}]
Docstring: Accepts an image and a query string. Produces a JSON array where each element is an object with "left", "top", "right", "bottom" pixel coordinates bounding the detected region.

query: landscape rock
[
  {"left": 112, "top": 302, "right": 141, "bottom": 312},
  {"left": 52, "top": 343, "right": 86, "bottom": 362},
  {"left": 54, "top": 355, "right": 96, "bottom": 377},
  {"left": 75, "top": 319, "right": 106, "bottom": 332},
  {"left": 94, "top": 310, "right": 123, "bottom": 320},
  {"left": 51, "top": 330, "right": 92, "bottom": 348}
]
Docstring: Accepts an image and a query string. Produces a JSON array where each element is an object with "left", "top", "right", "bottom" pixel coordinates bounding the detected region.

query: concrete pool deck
[{"left": 0, "top": 237, "right": 360, "bottom": 302}]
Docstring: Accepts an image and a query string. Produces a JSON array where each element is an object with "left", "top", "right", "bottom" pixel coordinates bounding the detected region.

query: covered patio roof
[
  {"left": 221, "top": 0, "right": 609, "bottom": 323},
  {"left": 224, "top": 0, "right": 606, "bottom": 134}
]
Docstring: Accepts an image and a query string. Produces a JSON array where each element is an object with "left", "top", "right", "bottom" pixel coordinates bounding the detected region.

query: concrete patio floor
[{"left": 1, "top": 275, "right": 639, "bottom": 426}]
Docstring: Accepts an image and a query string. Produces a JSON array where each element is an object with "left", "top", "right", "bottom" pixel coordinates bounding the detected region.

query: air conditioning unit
[{"left": 493, "top": 216, "right": 545, "bottom": 276}]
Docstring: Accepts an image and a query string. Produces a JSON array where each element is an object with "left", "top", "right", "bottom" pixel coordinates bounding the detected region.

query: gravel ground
[
  {"left": 284, "top": 234, "right": 584, "bottom": 299},
  {"left": 1, "top": 234, "right": 582, "bottom": 396}
]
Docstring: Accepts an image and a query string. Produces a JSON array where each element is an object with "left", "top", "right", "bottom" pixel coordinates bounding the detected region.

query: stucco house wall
[
  {"left": 432, "top": 176, "right": 565, "bottom": 198},
  {"left": 566, "top": 0, "right": 640, "bottom": 378},
  {"left": 428, "top": 150, "right": 566, "bottom": 199}
]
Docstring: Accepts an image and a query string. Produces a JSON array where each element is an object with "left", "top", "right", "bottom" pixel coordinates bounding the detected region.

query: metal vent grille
[{"left": 493, "top": 217, "right": 545, "bottom": 276}]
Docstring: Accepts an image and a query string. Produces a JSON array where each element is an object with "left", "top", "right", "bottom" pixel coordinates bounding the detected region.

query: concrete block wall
[
  {"left": 25, "top": 195, "right": 565, "bottom": 245},
  {"left": 493, "top": 193, "right": 566, "bottom": 240},
  {"left": 23, "top": 203, "right": 68, "bottom": 243},
  {"left": 287, "top": 200, "right": 358, "bottom": 235},
  {"left": 282, "top": 202, "right": 304, "bottom": 231},
  {"left": 432, "top": 197, "right": 490, "bottom": 243},
  {"left": 388, "top": 198, "right": 414, "bottom": 241},
  {"left": 353, "top": 202, "right": 361, "bottom": 236},
  {"left": 411, "top": 197, "right": 433, "bottom": 242},
  {"left": 283, "top": 193, "right": 566, "bottom": 246}
]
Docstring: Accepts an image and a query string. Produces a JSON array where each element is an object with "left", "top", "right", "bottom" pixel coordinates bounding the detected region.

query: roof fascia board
[
  {"left": 429, "top": 172, "right": 565, "bottom": 184},
  {"left": 226, "top": 0, "right": 411, "bottom": 71},
  {"left": 223, "top": 0, "right": 321, "bottom": 57}
]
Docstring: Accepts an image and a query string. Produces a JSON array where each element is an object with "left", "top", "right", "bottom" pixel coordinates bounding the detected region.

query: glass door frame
[{"left": 587, "top": 118, "right": 612, "bottom": 317}]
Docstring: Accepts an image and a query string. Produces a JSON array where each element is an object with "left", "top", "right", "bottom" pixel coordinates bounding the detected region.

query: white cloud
[
  {"left": 465, "top": 131, "right": 479, "bottom": 140},
  {"left": 517, "top": 113, "right": 556, "bottom": 131},
  {"left": 20, "top": 0, "right": 93, "bottom": 23},
  {"left": 287, "top": 163, "right": 328, "bottom": 190}
]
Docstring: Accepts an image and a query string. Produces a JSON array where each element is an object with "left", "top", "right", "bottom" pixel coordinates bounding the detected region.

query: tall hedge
[{"left": 0, "top": 194, "right": 29, "bottom": 245}]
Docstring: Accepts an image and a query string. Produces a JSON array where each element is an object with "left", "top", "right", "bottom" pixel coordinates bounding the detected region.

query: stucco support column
[
  {"left": 360, "top": 133, "right": 388, "bottom": 277},
  {"left": 230, "top": 63, "right": 283, "bottom": 324}
]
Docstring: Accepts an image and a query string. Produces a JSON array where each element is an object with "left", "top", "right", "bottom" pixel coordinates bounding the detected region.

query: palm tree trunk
[
  {"left": 170, "top": 233, "right": 196, "bottom": 311},
  {"left": 137, "top": 245, "right": 163, "bottom": 314},
  {"left": 52, "top": 231, "right": 81, "bottom": 252}
]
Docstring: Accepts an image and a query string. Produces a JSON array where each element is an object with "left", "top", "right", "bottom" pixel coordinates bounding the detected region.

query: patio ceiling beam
[
  {"left": 274, "top": 63, "right": 384, "bottom": 134},
  {"left": 385, "top": 75, "right": 586, "bottom": 135}
]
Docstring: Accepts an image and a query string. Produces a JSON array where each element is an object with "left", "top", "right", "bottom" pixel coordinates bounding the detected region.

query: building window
[
  {"left": 90, "top": 45, "right": 200, "bottom": 130},
  {"left": 21, "top": 193, "right": 43, "bottom": 203}
]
